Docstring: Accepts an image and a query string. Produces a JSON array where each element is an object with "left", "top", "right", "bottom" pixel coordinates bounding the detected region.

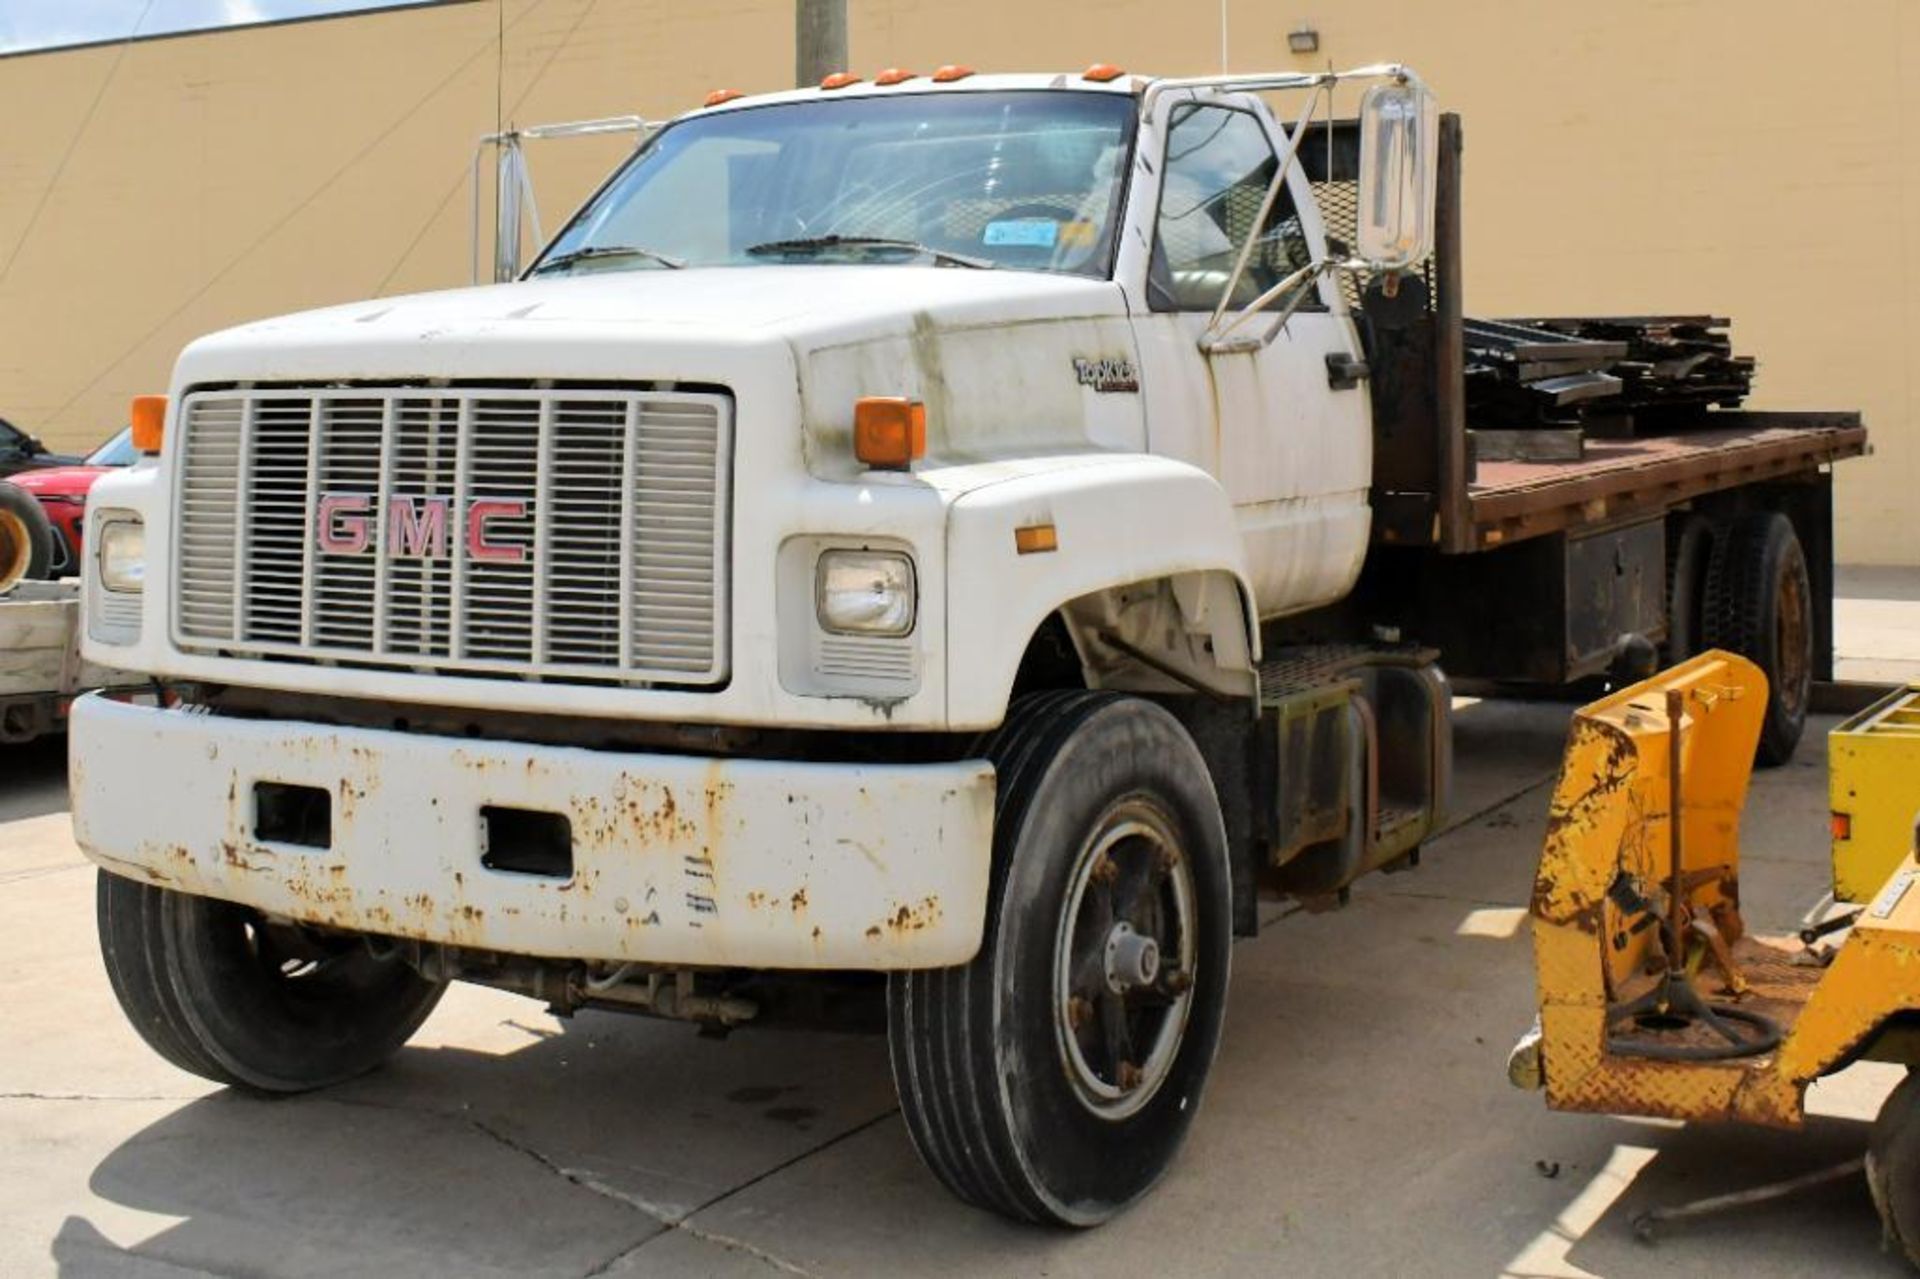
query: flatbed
[{"left": 1466, "top": 411, "right": 1867, "bottom": 546}]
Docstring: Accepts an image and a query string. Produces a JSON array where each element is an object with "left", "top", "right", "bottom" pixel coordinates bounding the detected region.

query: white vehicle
[{"left": 70, "top": 65, "right": 1864, "bottom": 1223}]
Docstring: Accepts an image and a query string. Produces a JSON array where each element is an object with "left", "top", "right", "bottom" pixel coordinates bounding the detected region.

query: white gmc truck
[{"left": 71, "top": 65, "right": 1864, "bottom": 1225}]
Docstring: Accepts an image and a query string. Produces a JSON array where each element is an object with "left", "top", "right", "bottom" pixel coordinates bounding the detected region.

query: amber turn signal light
[
  {"left": 1014, "top": 523, "right": 1058, "bottom": 555},
  {"left": 1832, "top": 811, "right": 1852, "bottom": 841},
  {"left": 854, "top": 397, "right": 925, "bottom": 470},
  {"left": 1082, "top": 63, "right": 1126, "bottom": 82},
  {"left": 130, "top": 394, "right": 167, "bottom": 454}
]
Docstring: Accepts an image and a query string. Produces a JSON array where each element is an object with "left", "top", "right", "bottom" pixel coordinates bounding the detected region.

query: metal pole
[
  {"left": 1667, "top": 687, "right": 1686, "bottom": 963},
  {"left": 796, "top": 0, "right": 847, "bottom": 88}
]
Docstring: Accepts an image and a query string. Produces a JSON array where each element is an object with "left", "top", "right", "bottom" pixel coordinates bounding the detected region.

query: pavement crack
[
  {"left": 467, "top": 1114, "right": 816, "bottom": 1276},
  {"left": 1431, "top": 776, "right": 1559, "bottom": 844},
  {"left": 466, "top": 1108, "right": 898, "bottom": 1278},
  {"left": 606, "top": 1107, "right": 901, "bottom": 1277},
  {"left": 0, "top": 1090, "right": 199, "bottom": 1103},
  {"left": 0, "top": 863, "right": 90, "bottom": 885}
]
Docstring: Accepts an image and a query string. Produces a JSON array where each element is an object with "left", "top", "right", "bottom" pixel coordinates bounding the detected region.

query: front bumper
[{"left": 70, "top": 696, "right": 995, "bottom": 969}]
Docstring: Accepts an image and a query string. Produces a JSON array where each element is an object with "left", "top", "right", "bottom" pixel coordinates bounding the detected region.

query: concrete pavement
[{"left": 1, "top": 687, "right": 1907, "bottom": 1278}]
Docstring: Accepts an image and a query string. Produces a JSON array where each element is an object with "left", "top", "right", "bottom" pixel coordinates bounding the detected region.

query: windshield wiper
[
  {"left": 744, "top": 235, "right": 993, "bottom": 270},
  {"left": 530, "top": 244, "right": 684, "bottom": 275}
]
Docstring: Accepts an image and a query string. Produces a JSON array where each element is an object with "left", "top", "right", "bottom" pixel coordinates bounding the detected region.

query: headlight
[
  {"left": 816, "top": 550, "right": 915, "bottom": 636},
  {"left": 97, "top": 518, "right": 145, "bottom": 593}
]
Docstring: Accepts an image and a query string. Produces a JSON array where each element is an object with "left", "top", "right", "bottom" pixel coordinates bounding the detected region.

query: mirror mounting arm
[
  {"left": 1200, "top": 259, "right": 1345, "bottom": 354},
  {"left": 1203, "top": 81, "right": 1332, "bottom": 334}
]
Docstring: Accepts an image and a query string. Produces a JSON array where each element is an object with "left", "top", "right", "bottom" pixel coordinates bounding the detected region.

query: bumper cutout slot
[
  {"left": 481, "top": 806, "right": 574, "bottom": 879},
  {"left": 254, "top": 781, "right": 332, "bottom": 849}
]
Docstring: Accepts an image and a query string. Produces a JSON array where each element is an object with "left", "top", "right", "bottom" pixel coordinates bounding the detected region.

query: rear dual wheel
[
  {"left": 97, "top": 871, "right": 446, "bottom": 1092},
  {"left": 1671, "top": 509, "right": 1814, "bottom": 767},
  {"left": 888, "top": 692, "right": 1232, "bottom": 1226}
]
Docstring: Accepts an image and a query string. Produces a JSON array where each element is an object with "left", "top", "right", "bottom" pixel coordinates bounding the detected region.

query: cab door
[{"left": 1121, "top": 94, "right": 1372, "bottom": 618}]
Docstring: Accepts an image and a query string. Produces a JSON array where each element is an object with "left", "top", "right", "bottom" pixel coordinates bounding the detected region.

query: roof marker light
[
  {"left": 874, "top": 67, "right": 917, "bottom": 86},
  {"left": 704, "top": 88, "right": 744, "bottom": 107},
  {"left": 1082, "top": 63, "right": 1126, "bottom": 82},
  {"left": 931, "top": 64, "right": 976, "bottom": 83},
  {"left": 820, "top": 71, "right": 863, "bottom": 90}
]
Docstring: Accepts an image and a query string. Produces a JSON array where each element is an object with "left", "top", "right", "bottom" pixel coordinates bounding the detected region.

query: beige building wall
[{"left": 0, "top": 0, "right": 1913, "bottom": 564}]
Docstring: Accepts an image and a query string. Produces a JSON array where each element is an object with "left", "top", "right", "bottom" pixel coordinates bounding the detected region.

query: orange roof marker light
[
  {"left": 820, "top": 71, "right": 863, "bottom": 90},
  {"left": 930, "top": 64, "right": 976, "bottom": 83},
  {"left": 873, "top": 67, "right": 917, "bottom": 86},
  {"left": 704, "top": 88, "right": 744, "bottom": 107},
  {"left": 1082, "top": 62, "right": 1126, "bottom": 82}
]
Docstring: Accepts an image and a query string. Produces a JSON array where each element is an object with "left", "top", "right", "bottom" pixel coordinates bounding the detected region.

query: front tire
[
  {"left": 888, "top": 692, "right": 1233, "bottom": 1226},
  {"left": 97, "top": 871, "right": 446, "bottom": 1093},
  {"left": 1870, "top": 1073, "right": 1920, "bottom": 1268}
]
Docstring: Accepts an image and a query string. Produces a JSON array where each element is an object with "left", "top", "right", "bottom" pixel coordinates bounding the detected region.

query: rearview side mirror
[{"left": 1356, "top": 80, "right": 1438, "bottom": 271}]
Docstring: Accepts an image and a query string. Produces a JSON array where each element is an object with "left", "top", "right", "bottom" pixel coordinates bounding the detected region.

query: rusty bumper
[{"left": 70, "top": 696, "right": 996, "bottom": 969}]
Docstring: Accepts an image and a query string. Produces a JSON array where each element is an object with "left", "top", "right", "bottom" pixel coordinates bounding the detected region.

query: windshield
[
  {"left": 86, "top": 427, "right": 135, "bottom": 466},
  {"left": 534, "top": 90, "right": 1137, "bottom": 278}
]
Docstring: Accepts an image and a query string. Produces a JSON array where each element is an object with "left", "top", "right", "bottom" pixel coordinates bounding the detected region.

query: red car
[{"left": 7, "top": 427, "right": 136, "bottom": 575}]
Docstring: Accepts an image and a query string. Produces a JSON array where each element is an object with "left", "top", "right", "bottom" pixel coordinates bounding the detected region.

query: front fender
[{"left": 938, "top": 454, "right": 1256, "bottom": 729}]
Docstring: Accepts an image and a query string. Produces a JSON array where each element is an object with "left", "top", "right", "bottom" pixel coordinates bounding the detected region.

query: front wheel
[
  {"left": 97, "top": 871, "right": 446, "bottom": 1093},
  {"left": 888, "top": 692, "right": 1233, "bottom": 1226},
  {"left": 1870, "top": 1073, "right": 1920, "bottom": 1268}
]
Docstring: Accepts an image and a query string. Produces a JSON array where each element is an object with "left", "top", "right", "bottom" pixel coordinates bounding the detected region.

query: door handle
[{"left": 1325, "top": 352, "right": 1369, "bottom": 391}]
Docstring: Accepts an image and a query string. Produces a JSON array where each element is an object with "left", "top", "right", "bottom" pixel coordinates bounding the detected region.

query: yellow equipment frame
[
  {"left": 1527, "top": 651, "right": 1920, "bottom": 1128},
  {"left": 1830, "top": 684, "right": 1920, "bottom": 904}
]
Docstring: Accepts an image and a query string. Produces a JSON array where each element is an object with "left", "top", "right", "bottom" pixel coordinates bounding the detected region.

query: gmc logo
[{"left": 316, "top": 494, "right": 527, "bottom": 564}]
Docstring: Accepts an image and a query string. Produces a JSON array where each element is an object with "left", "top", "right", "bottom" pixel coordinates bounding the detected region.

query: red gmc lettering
[{"left": 314, "top": 494, "right": 525, "bottom": 564}]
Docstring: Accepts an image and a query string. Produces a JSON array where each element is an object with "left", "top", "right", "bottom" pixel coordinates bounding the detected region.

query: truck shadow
[
  {"left": 50, "top": 1010, "right": 903, "bottom": 1277},
  {"left": 0, "top": 735, "right": 70, "bottom": 823},
  {"left": 49, "top": 995, "right": 1903, "bottom": 1278}
]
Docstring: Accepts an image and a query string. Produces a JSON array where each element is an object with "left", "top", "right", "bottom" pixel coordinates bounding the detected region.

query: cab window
[{"left": 1149, "top": 104, "right": 1321, "bottom": 313}]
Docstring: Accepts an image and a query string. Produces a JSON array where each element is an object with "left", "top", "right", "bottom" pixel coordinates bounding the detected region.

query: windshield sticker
[{"left": 984, "top": 219, "right": 1059, "bottom": 248}]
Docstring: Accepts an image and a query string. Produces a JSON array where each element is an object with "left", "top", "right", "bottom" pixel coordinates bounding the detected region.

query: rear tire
[
  {"left": 888, "top": 692, "right": 1233, "bottom": 1226},
  {"left": 97, "top": 870, "right": 446, "bottom": 1093},
  {"left": 1702, "top": 511, "right": 1811, "bottom": 766},
  {"left": 1663, "top": 513, "right": 1715, "bottom": 662},
  {"left": 0, "top": 481, "right": 54, "bottom": 589},
  {"left": 1869, "top": 1073, "right": 1920, "bottom": 1267}
]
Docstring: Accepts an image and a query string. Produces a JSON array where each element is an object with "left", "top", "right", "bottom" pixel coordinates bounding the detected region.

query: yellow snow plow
[{"left": 1510, "top": 651, "right": 1920, "bottom": 1261}]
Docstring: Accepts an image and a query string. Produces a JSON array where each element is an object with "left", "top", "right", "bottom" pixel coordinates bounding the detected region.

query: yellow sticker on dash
[{"left": 1057, "top": 220, "right": 1097, "bottom": 247}]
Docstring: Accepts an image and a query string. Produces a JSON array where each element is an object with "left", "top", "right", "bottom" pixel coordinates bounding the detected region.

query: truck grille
[{"left": 172, "top": 386, "right": 731, "bottom": 686}]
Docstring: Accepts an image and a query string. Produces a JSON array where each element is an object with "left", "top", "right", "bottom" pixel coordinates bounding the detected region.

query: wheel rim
[
  {"left": 1052, "top": 798, "right": 1198, "bottom": 1120},
  {"left": 235, "top": 911, "right": 401, "bottom": 1001},
  {"left": 0, "top": 508, "right": 28, "bottom": 588},
  {"left": 1776, "top": 558, "right": 1811, "bottom": 720}
]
